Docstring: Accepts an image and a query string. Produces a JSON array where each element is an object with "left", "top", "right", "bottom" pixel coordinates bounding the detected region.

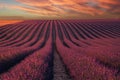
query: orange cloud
[
  {"left": 16, "top": 0, "right": 104, "bottom": 15},
  {"left": 0, "top": 0, "right": 120, "bottom": 19},
  {"left": 98, "top": 0, "right": 120, "bottom": 5},
  {"left": 16, "top": 0, "right": 51, "bottom": 7}
]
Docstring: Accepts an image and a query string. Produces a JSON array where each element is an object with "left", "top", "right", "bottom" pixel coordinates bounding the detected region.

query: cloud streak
[{"left": 0, "top": 0, "right": 120, "bottom": 19}]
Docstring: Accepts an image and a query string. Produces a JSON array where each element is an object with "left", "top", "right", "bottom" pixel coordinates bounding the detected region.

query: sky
[{"left": 0, "top": 0, "right": 120, "bottom": 20}]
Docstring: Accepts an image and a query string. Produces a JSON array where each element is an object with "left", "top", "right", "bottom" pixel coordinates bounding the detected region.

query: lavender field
[{"left": 0, "top": 20, "right": 120, "bottom": 80}]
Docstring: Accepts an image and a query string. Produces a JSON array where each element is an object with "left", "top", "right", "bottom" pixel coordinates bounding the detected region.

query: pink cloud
[{"left": 1, "top": 0, "right": 120, "bottom": 19}]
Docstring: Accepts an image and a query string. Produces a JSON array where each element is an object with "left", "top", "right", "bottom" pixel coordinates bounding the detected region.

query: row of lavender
[
  {"left": 0, "top": 20, "right": 120, "bottom": 47},
  {"left": 54, "top": 20, "right": 120, "bottom": 80},
  {"left": 0, "top": 21, "right": 54, "bottom": 80},
  {"left": 0, "top": 20, "right": 120, "bottom": 80}
]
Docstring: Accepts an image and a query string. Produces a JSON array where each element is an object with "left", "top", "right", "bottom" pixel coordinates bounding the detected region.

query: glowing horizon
[
  {"left": 0, "top": 20, "right": 23, "bottom": 26},
  {"left": 0, "top": 0, "right": 120, "bottom": 20}
]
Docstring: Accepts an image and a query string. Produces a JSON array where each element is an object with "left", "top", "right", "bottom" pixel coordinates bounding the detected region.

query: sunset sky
[{"left": 0, "top": 0, "right": 120, "bottom": 20}]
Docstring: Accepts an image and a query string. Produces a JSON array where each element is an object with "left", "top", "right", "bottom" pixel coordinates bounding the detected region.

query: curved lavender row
[
  {"left": 0, "top": 24, "right": 24, "bottom": 41},
  {"left": 62, "top": 20, "right": 120, "bottom": 47},
  {"left": 0, "top": 20, "right": 120, "bottom": 80},
  {"left": 0, "top": 20, "right": 53, "bottom": 80},
  {"left": 15, "top": 21, "right": 49, "bottom": 47},
  {"left": 2, "top": 21, "right": 42, "bottom": 42},
  {"left": 55, "top": 21, "right": 70, "bottom": 48},
  {"left": 0, "top": 23, "right": 22, "bottom": 34},
  {"left": 0, "top": 24, "right": 29, "bottom": 46},
  {"left": 0, "top": 24, "right": 15, "bottom": 35},
  {"left": 55, "top": 20, "right": 120, "bottom": 80},
  {"left": 0, "top": 35, "right": 45, "bottom": 66},
  {"left": 0, "top": 21, "right": 52, "bottom": 74},
  {"left": 0, "top": 21, "right": 43, "bottom": 45},
  {"left": 63, "top": 21, "right": 120, "bottom": 47},
  {"left": 63, "top": 21, "right": 120, "bottom": 75},
  {"left": 5, "top": 24, "right": 34, "bottom": 47},
  {"left": 0, "top": 47, "right": 35, "bottom": 73},
  {"left": 0, "top": 36, "right": 53, "bottom": 80},
  {"left": 1, "top": 24, "right": 35, "bottom": 47},
  {"left": 20, "top": 21, "right": 48, "bottom": 47},
  {"left": 13, "top": 24, "right": 40, "bottom": 46},
  {"left": 56, "top": 37, "right": 119, "bottom": 80}
]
